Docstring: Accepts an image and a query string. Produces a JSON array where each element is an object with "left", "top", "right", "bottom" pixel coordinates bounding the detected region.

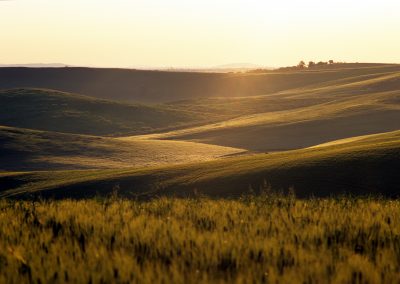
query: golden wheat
[{"left": 0, "top": 195, "right": 399, "bottom": 283}]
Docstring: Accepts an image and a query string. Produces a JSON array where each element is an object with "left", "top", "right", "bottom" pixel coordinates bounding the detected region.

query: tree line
[{"left": 297, "top": 60, "right": 335, "bottom": 69}]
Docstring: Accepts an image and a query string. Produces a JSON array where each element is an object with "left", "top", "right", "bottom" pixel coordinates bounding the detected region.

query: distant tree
[
  {"left": 329, "top": 60, "right": 334, "bottom": 64},
  {"left": 308, "top": 61, "right": 315, "bottom": 68},
  {"left": 317, "top": 61, "right": 328, "bottom": 66},
  {"left": 297, "top": 61, "right": 306, "bottom": 69}
]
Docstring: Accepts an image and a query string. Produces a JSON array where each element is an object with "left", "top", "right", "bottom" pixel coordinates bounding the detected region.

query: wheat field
[{"left": 1, "top": 194, "right": 399, "bottom": 283}]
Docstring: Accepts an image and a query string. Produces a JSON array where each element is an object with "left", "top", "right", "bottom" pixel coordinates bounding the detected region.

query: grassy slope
[
  {"left": 0, "top": 125, "right": 244, "bottom": 171},
  {"left": 1, "top": 130, "right": 399, "bottom": 199},
  {"left": 0, "top": 88, "right": 222, "bottom": 135},
  {"left": 151, "top": 71, "right": 400, "bottom": 151},
  {"left": 1, "top": 64, "right": 399, "bottom": 103}
]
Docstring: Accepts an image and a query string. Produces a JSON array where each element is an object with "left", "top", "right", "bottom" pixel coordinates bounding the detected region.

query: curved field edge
[{"left": 1, "top": 130, "right": 399, "bottom": 199}]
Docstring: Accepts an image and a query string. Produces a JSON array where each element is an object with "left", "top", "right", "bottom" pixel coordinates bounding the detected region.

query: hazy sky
[{"left": 1, "top": 0, "right": 400, "bottom": 68}]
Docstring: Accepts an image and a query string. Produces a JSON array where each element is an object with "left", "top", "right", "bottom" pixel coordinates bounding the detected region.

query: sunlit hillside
[
  {"left": 2, "top": 65, "right": 399, "bottom": 152},
  {"left": 0, "top": 126, "right": 244, "bottom": 171},
  {"left": 1, "top": 63, "right": 399, "bottom": 199},
  {"left": 1, "top": 130, "right": 399, "bottom": 199},
  {"left": 0, "top": 88, "right": 220, "bottom": 135},
  {"left": 151, "top": 70, "right": 400, "bottom": 151}
]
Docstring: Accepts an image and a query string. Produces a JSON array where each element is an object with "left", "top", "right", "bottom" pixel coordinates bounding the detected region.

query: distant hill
[
  {"left": 1, "top": 130, "right": 399, "bottom": 199},
  {"left": 0, "top": 88, "right": 219, "bottom": 135},
  {"left": 1, "top": 64, "right": 399, "bottom": 103},
  {"left": 0, "top": 63, "right": 68, "bottom": 68}
]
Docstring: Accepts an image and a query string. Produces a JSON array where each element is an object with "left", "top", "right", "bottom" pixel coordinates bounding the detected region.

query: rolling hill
[
  {"left": 1, "top": 63, "right": 399, "bottom": 200},
  {"left": 1, "top": 64, "right": 400, "bottom": 103},
  {"left": 148, "top": 71, "right": 400, "bottom": 151},
  {"left": 1, "top": 130, "right": 399, "bottom": 199},
  {"left": 0, "top": 88, "right": 222, "bottom": 135},
  {"left": 0, "top": 125, "right": 244, "bottom": 171},
  {"left": 2, "top": 66, "right": 399, "bottom": 150}
]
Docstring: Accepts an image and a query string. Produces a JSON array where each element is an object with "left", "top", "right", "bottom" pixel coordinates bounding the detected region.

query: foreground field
[{"left": 1, "top": 196, "right": 399, "bottom": 283}]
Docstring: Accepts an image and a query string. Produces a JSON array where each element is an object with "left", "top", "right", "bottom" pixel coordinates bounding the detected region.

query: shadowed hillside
[
  {"left": 0, "top": 88, "right": 221, "bottom": 135},
  {"left": 1, "top": 64, "right": 400, "bottom": 103},
  {"left": 0, "top": 126, "right": 244, "bottom": 171},
  {"left": 1, "top": 130, "right": 399, "bottom": 199}
]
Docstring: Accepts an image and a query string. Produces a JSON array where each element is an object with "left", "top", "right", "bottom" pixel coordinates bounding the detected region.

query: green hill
[
  {"left": 1, "top": 130, "right": 399, "bottom": 199},
  {"left": 0, "top": 88, "right": 220, "bottom": 135},
  {"left": 0, "top": 125, "right": 244, "bottom": 171}
]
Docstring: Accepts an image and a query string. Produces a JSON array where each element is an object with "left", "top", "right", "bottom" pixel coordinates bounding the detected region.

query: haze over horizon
[{"left": 1, "top": 0, "right": 400, "bottom": 68}]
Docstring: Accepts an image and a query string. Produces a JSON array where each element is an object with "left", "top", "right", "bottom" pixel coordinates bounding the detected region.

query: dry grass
[{"left": 1, "top": 195, "right": 399, "bottom": 283}]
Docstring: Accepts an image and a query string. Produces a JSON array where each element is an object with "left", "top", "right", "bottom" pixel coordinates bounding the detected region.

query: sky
[{"left": 1, "top": 0, "right": 400, "bottom": 68}]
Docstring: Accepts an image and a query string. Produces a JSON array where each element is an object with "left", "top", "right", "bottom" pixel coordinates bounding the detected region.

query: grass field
[{"left": 1, "top": 195, "right": 400, "bottom": 283}]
